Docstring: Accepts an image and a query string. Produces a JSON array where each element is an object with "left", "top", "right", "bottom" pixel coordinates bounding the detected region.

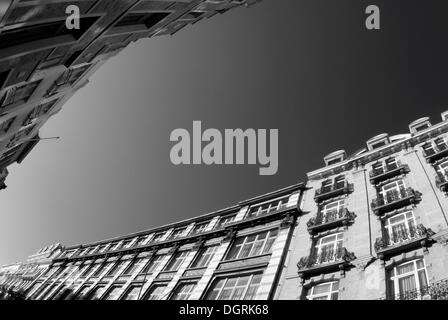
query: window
[
  {"left": 115, "top": 12, "right": 170, "bottom": 28},
  {"left": 192, "top": 222, "right": 209, "bottom": 235},
  {"left": 105, "top": 260, "right": 124, "bottom": 277},
  {"left": 119, "top": 240, "right": 132, "bottom": 249},
  {"left": 170, "top": 282, "right": 197, "bottom": 300},
  {"left": 121, "top": 284, "right": 143, "bottom": 300},
  {"left": 218, "top": 215, "right": 236, "bottom": 228},
  {"left": 143, "top": 284, "right": 168, "bottom": 300},
  {"left": 0, "top": 80, "right": 40, "bottom": 107},
  {"left": 91, "top": 262, "right": 109, "bottom": 278},
  {"left": 0, "top": 117, "right": 14, "bottom": 133},
  {"left": 79, "top": 263, "right": 95, "bottom": 278},
  {"left": 438, "top": 159, "right": 448, "bottom": 176},
  {"left": 164, "top": 251, "right": 189, "bottom": 272},
  {"left": 225, "top": 229, "right": 278, "bottom": 261},
  {"left": 74, "top": 285, "right": 91, "bottom": 300},
  {"left": 320, "top": 200, "right": 345, "bottom": 222},
  {"left": 205, "top": 273, "right": 262, "bottom": 300},
  {"left": 140, "top": 255, "right": 164, "bottom": 274},
  {"left": 313, "top": 233, "right": 344, "bottom": 263},
  {"left": 435, "top": 137, "right": 447, "bottom": 151},
  {"left": 122, "top": 258, "right": 143, "bottom": 275},
  {"left": 22, "top": 100, "right": 56, "bottom": 126},
  {"left": 171, "top": 227, "right": 186, "bottom": 239},
  {"left": 135, "top": 236, "right": 148, "bottom": 246},
  {"left": 87, "top": 285, "right": 107, "bottom": 300},
  {"left": 102, "top": 285, "right": 124, "bottom": 300},
  {"left": 306, "top": 281, "right": 339, "bottom": 300},
  {"left": 379, "top": 180, "right": 405, "bottom": 203},
  {"left": 0, "top": 17, "right": 98, "bottom": 49},
  {"left": 151, "top": 232, "right": 165, "bottom": 242},
  {"left": 384, "top": 211, "right": 417, "bottom": 245},
  {"left": 334, "top": 175, "right": 345, "bottom": 189},
  {"left": 371, "top": 141, "right": 387, "bottom": 149},
  {"left": 190, "top": 245, "right": 218, "bottom": 268},
  {"left": 414, "top": 123, "right": 430, "bottom": 132},
  {"left": 247, "top": 196, "right": 289, "bottom": 218},
  {"left": 388, "top": 259, "right": 428, "bottom": 299}
]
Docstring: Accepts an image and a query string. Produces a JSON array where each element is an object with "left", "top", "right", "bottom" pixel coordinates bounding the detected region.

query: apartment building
[
  {"left": 2, "top": 184, "right": 304, "bottom": 300},
  {"left": 276, "top": 111, "right": 448, "bottom": 300}
]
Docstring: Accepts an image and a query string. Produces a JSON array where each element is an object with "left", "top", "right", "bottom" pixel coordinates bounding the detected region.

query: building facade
[
  {"left": 276, "top": 111, "right": 448, "bottom": 300},
  {"left": 1, "top": 184, "right": 304, "bottom": 300},
  {"left": 0, "top": 0, "right": 260, "bottom": 188}
]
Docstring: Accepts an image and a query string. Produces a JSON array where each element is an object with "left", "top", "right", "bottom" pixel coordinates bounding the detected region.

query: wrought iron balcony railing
[
  {"left": 383, "top": 278, "right": 448, "bottom": 300},
  {"left": 369, "top": 161, "right": 410, "bottom": 184},
  {"left": 306, "top": 209, "right": 356, "bottom": 234},
  {"left": 423, "top": 144, "right": 448, "bottom": 163},
  {"left": 297, "top": 247, "right": 356, "bottom": 279},
  {"left": 314, "top": 181, "right": 353, "bottom": 202},
  {"left": 371, "top": 187, "right": 422, "bottom": 216},
  {"left": 374, "top": 224, "right": 434, "bottom": 259},
  {"left": 435, "top": 172, "right": 448, "bottom": 192}
]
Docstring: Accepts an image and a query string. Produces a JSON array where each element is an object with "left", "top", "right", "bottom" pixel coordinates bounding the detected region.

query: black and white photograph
[{"left": 1, "top": 0, "right": 448, "bottom": 312}]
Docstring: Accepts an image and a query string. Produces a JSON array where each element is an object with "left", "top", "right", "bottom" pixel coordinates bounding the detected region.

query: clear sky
[{"left": 2, "top": 0, "right": 448, "bottom": 265}]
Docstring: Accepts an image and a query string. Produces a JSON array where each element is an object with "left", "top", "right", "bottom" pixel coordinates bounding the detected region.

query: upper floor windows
[
  {"left": 225, "top": 229, "right": 278, "bottom": 261},
  {"left": 0, "top": 80, "right": 40, "bottom": 108},
  {"left": 102, "top": 284, "right": 124, "bottom": 300},
  {"left": 205, "top": 272, "right": 262, "bottom": 300},
  {"left": 323, "top": 150, "right": 347, "bottom": 166},
  {"left": 379, "top": 180, "right": 405, "bottom": 202},
  {"left": 122, "top": 258, "right": 143, "bottom": 276},
  {"left": 314, "top": 233, "right": 344, "bottom": 263},
  {"left": 305, "top": 281, "right": 339, "bottom": 300},
  {"left": 217, "top": 215, "right": 236, "bottom": 228},
  {"left": 121, "top": 284, "right": 143, "bottom": 300},
  {"left": 387, "top": 259, "right": 428, "bottom": 300},
  {"left": 151, "top": 232, "right": 165, "bottom": 242},
  {"left": 367, "top": 134, "right": 390, "bottom": 151},
  {"left": 190, "top": 245, "right": 218, "bottom": 269},
  {"left": 315, "top": 175, "right": 352, "bottom": 202},
  {"left": 170, "top": 281, "right": 197, "bottom": 300},
  {"left": 384, "top": 211, "right": 416, "bottom": 246},
  {"left": 135, "top": 235, "right": 148, "bottom": 246},
  {"left": 163, "top": 251, "right": 189, "bottom": 272},
  {"left": 246, "top": 196, "right": 289, "bottom": 219},
  {"left": 191, "top": 222, "right": 209, "bottom": 235},
  {"left": 140, "top": 255, "right": 164, "bottom": 274},
  {"left": 423, "top": 137, "right": 448, "bottom": 162},
  {"left": 409, "top": 117, "right": 431, "bottom": 134},
  {"left": 105, "top": 260, "right": 124, "bottom": 277},
  {"left": 143, "top": 283, "right": 168, "bottom": 300},
  {"left": 170, "top": 227, "right": 187, "bottom": 240},
  {"left": 321, "top": 199, "right": 345, "bottom": 219}
]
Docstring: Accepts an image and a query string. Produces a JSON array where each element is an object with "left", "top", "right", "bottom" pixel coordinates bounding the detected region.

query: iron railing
[
  {"left": 297, "top": 247, "right": 356, "bottom": 270},
  {"left": 374, "top": 224, "right": 434, "bottom": 252},
  {"left": 314, "top": 181, "right": 353, "bottom": 201},
  {"left": 385, "top": 278, "right": 448, "bottom": 300},
  {"left": 307, "top": 209, "right": 355, "bottom": 230},
  {"left": 371, "top": 187, "right": 421, "bottom": 214},
  {"left": 369, "top": 161, "right": 409, "bottom": 183}
]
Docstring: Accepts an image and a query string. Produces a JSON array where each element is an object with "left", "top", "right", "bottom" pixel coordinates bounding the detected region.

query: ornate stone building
[
  {"left": 276, "top": 111, "right": 448, "bottom": 300},
  {"left": 0, "top": 184, "right": 303, "bottom": 300},
  {"left": 0, "top": 0, "right": 261, "bottom": 188}
]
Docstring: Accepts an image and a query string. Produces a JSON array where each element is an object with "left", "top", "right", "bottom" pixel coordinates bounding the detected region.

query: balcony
[
  {"left": 369, "top": 162, "right": 410, "bottom": 184},
  {"left": 384, "top": 278, "right": 448, "bottom": 300},
  {"left": 423, "top": 144, "right": 448, "bottom": 163},
  {"left": 371, "top": 187, "right": 422, "bottom": 216},
  {"left": 374, "top": 224, "right": 435, "bottom": 260},
  {"left": 306, "top": 209, "right": 356, "bottom": 234},
  {"left": 297, "top": 247, "right": 356, "bottom": 280},
  {"left": 314, "top": 181, "right": 353, "bottom": 202},
  {"left": 435, "top": 172, "right": 448, "bottom": 192}
]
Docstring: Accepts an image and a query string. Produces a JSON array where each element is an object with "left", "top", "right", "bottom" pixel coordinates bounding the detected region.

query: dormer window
[
  {"left": 323, "top": 150, "right": 346, "bottom": 167},
  {"left": 367, "top": 134, "right": 389, "bottom": 151},
  {"left": 409, "top": 117, "right": 431, "bottom": 134}
]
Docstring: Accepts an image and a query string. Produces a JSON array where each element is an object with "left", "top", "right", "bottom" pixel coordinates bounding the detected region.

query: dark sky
[{"left": 2, "top": 0, "right": 448, "bottom": 265}]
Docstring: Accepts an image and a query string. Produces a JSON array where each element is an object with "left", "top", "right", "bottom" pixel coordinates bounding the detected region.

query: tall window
[
  {"left": 87, "top": 285, "right": 107, "bottom": 300},
  {"left": 384, "top": 211, "right": 417, "bottom": 245},
  {"left": 122, "top": 258, "right": 143, "bottom": 275},
  {"left": 102, "top": 285, "right": 124, "bottom": 300},
  {"left": 91, "top": 262, "right": 110, "bottom": 278},
  {"left": 321, "top": 200, "right": 344, "bottom": 221},
  {"left": 306, "top": 281, "right": 339, "bottom": 300},
  {"left": 379, "top": 180, "right": 405, "bottom": 203},
  {"left": 143, "top": 284, "right": 168, "bottom": 300},
  {"left": 171, "top": 227, "right": 186, "bottom": 239},
  {"left": 170, "top": 282, "right": 197, "bottom": 300},
  {"left": 164, "top": 251, "right": 189, "bottom": 272},
  {"left": 314, "top": 233, "right": 344, "bottom": 263},
  {"left": 0, "top": 80, "right": 40, "bottom": 107},
  {"left": 438, "top": 159, "right": 448, "bottom": 176},
  {"left": 105, "top": 260, "right": 124, "bottom": 277},
  {"left": 190, "top": 245, "right": 218, "bottom": 268},
  {"left": 140, "top": 255, "right": 164, "bottom": 274},
  {"left": 388, "top": 259, "right": 428, "bottom": 299},
  {"left": 247, "top": 196, "right": 289, "bottom": 218},
  {"left": 225, "top": 229, "right": 278, "bottom": 261},
  {"left": 205, "top": 273, "right": 262, "bottom": 300},
  {"left": 79, "top": 263, "right": 95, "bottom": 278},
  {"left": 121, "top": 284, "right": 143, "bottom": 300}
]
